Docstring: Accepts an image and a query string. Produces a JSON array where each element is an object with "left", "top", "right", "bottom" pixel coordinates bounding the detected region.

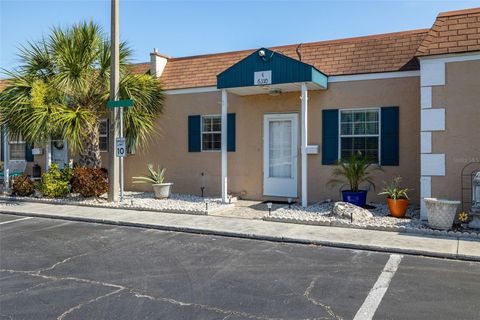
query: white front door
[
  {"left": 51, "top": 139, "right": 68, "bottom": 168},
  {"left": 263, "top": 113, "right": 298, "bottom": 197}
]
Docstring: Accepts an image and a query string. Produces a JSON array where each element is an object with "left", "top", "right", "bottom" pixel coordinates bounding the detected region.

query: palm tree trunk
[{"left": 78, "top": 122, "right": 102, "bottom": 167}]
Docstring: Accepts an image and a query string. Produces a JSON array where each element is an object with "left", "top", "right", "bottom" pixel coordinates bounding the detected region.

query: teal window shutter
[
  {"left": 227, "top": 113, "right": 236, "bottom": 152},
  {"left": 188, "top": 115, "right": 201, "bottom": 152},
  {"left": 25, "top": 143, "right": 34, "bottom": 162},
  {"left": 322, "top": 109, "right": 339, "bottom": 165},
  {"left": 380, "top": 106, "right": 399, "bottom": 166}
]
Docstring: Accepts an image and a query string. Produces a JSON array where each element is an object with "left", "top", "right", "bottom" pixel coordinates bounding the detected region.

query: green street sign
[{"left": 107, "top": 99, "right": 134, "bottom": 108}]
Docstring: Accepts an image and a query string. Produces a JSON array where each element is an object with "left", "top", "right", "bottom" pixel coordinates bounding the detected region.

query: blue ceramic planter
[{"left": 342, "top": 190, "right": 368, "bottom": 207}]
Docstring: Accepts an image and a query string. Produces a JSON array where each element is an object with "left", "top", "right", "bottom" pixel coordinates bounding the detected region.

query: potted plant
[
  {"left": 424, "top": 198, "right": 461, "bottom": 230},
  {"left": 327, "top": 153, "right": 380, "bottom": 207},
  {"left": 378, "top": 176, "right": 410, "bottom": 218},
  {"left": 133, "top": 164, "right": 173, "bottom": 199}
]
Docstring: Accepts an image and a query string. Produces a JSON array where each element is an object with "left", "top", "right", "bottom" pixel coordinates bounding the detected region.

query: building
[{"left": 1, "top": 7, "right": 480, "bottom": 219}]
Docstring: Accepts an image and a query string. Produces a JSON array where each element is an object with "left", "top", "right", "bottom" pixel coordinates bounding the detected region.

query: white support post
[
  {"left": 221, "top": 89, "right": 228, "bottom": 203},
  {"left": 46, "top": 137, "right": 51, "bottom": 170},
  {"left": 301, "top": 83, "right": 308, "bottom": 207}
]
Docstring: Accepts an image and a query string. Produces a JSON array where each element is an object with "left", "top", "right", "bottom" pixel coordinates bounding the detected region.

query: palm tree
[{"left": 0, "top": 21, "right": 164, "bottom": 167}]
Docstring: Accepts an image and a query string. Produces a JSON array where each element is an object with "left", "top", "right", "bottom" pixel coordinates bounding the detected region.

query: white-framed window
[
  {"left": 99, "top": 119, "right": 108, "bottom": 152},
  {"left": 201, "top": 115, "right": 221, "bottom": 151},
  {"left": 339, "top": 108, "right": 380, "bottom": 162},
  {"left": 9, "top": 137, "right": 26, "bottom": 160}
]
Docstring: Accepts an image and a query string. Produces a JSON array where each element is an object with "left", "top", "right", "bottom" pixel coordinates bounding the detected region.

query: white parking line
[
  {"left": 0, "top": 217, "right": 32, "bottom": 225},
  {"left": 353, "top": 254, "right": 403, "bottom": 320}
]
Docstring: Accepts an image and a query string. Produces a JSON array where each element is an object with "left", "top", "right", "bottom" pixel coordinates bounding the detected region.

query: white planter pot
[
  {"left": 424, "top": 198, "right": 460, "bottom": 230},
  {"left": 152, "top": 183, "right": 173, "bottom": 199}
]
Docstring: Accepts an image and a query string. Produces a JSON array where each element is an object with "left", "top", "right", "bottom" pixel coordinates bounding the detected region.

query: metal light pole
[
  {"left": 119, "top": 95, "right": 124, "bottom": 202},
  {"left": 108, "top": 0, "right": 120, "bottom": 202}
]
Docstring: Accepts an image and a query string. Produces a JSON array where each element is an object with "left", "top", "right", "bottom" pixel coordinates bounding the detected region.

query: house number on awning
[{"left": 254, "top": 70, "right": 272, "bottom": 86}]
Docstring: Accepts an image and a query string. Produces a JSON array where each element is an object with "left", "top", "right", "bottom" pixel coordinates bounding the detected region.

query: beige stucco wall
[
  {"left": 431, "top": 60, "right": 480, "bottom": 200},
  {"left": 121, "top": 76, "right": 421, "bottom": 204},
  {"left": 309, "top": 77, "right": 420, "bottom": 204}
]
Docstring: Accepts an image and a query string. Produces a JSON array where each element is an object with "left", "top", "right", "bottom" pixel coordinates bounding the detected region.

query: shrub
[
  {"left": 61, "top": 165, "right": 76, "bottom": 184},
  {"left": 38, "top": 164, "right": 71, "bottom": 198},
  {"left": 378, "top": 176, "right": 410, "bottom": 200},
  {"left": 327, "top": 152, "right": 381, "bottom": 192},
  {"left": 12, "top": 174, "right": 35, "bottom": 196},
  {"left": 132, "top": 164, "right": 166, "bottom": 185},
  {"left": 72, "top": 167, "right": 109, "bottom": 197}
]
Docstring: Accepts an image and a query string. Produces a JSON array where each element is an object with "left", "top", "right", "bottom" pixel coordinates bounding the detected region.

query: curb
[
  {"left": 1, "top": 209, "right": 479, "bottom": 263},
  {"left": 264, "top": 216, "right": 480, "bottom": 241}
]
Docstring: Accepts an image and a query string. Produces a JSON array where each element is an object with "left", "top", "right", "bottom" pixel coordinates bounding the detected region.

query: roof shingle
[
  {"left": 416, "top": 7, "right": 480, "bottom": 56},
  {"left": 2, "top": 7, "right": 480, "bottom": 92},
  {"left": 157, "top": 29, "right": 428, "bottom": 90}
]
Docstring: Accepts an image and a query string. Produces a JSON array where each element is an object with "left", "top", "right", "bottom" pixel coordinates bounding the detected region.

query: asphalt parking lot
[{"left": 1, "top": 213, "right": 480, "bottom": 320}]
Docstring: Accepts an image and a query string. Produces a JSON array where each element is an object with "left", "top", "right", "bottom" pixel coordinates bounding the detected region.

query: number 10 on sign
[{"left": 116, "top": 137, "right": 126, "bottom": 157}]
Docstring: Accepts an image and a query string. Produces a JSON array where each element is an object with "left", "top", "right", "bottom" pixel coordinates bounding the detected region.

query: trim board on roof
[
  {"left": 418, "top": 52, "right": 480, "bottom": 62},
  {"left": 328, "top": 70, "right": 419, "bottom": 82},
  {"left": 164, "top": 86, "right": 218, "bottom": 95},
  {"left": 164, "top": 71, "right": 420, "bottom": 95}
]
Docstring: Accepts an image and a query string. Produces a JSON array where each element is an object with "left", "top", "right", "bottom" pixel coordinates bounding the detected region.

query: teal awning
[{"left": 217, "top": 48, "right": 327, "bottom": 94}]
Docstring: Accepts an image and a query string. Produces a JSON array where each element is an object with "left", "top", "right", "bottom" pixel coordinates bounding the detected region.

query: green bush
[
  {"left": 38, "top": 164, "right": 71, "bottom": 198},
  {"left": 72, "top": 167, "right": 109, "bottom": 197},
  {"left": 12, "top": 174, "right": 35, "bottom": 197},
  {"left": 61, "top": 165, "right": 76, "bottom": 184}
]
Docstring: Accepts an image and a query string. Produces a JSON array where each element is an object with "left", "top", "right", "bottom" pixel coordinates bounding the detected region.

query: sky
[{"left": 1, "top": 0, "right": 480, "bottom": 72}]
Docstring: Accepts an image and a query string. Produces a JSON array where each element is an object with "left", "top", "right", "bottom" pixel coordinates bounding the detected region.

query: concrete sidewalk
[{"left": 1, "top": 200, "right": 479, "bottom": 261}]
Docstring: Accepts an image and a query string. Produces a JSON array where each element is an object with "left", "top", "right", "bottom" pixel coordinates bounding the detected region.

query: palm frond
[
  {"left": 327, "top": 153, "right": 382, "bottom": 192},
  {"left": 0, "top": 20, "right": 164, "bottom": 166},
  {"left": 120, "top": 74, "right": 164, "bottom": 151},
  {"left": 378, "top": 176, "right": 410, "bottom": 200}
]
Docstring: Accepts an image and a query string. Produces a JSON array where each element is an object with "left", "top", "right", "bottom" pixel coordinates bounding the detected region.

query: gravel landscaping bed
[
  {"left": 0, "top": 192, "right": 233, "bottom": 215},
  {"left": 264, "top": 201, "right": 480, "bottom": 239}
]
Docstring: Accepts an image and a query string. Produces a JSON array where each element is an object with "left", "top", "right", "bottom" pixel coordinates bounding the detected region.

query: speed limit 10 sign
[{"left": 116, "top": 137, "right": 126, "bottom": 157}]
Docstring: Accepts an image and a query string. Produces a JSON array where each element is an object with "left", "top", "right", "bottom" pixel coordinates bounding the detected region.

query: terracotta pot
[{"left": 387, "top": 198, "right": 409, "bottom": 218}]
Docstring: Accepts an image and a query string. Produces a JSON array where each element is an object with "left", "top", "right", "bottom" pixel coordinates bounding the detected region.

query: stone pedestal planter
[
  {"left": 424, "top": 198, "right": 460, "bottom": 230},
  {"left": 152, "top": 183, "right": 173, "bottom": 199},
  {"left": 469, "top": 206, "right": 480, "bottom": 229},
  {"left": 469, "top": 213, "right": 480, "bottom": 229}
]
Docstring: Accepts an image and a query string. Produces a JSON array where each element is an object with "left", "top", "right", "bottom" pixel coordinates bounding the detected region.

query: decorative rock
[
  {"left": 332, "top": 202, "right": 373, "bottom": 222},
  {"left": 0, "top": 192, "right": 230, "bottom": 215}
]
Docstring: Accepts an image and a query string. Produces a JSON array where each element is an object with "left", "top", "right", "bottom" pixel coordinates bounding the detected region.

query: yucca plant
[
  {"left": 132, "top": 164, "right": 166, "bottom": 185},
  {"left": 0, "top": 21, "right": 164, "bottom": 167},
  {"left": 327, "top": 153, "right": 381, "bottom": 192},
  {"left": 378, "top": 176, "right": 409, "bottom": 200}
]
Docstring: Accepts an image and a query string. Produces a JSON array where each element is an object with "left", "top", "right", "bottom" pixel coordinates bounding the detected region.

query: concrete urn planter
[
  {"left": 152, "top": 183, "right": 173, "bottom": 199},
  {"left": 424, "top": 198, "right": 460, "bottom": 230}
]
